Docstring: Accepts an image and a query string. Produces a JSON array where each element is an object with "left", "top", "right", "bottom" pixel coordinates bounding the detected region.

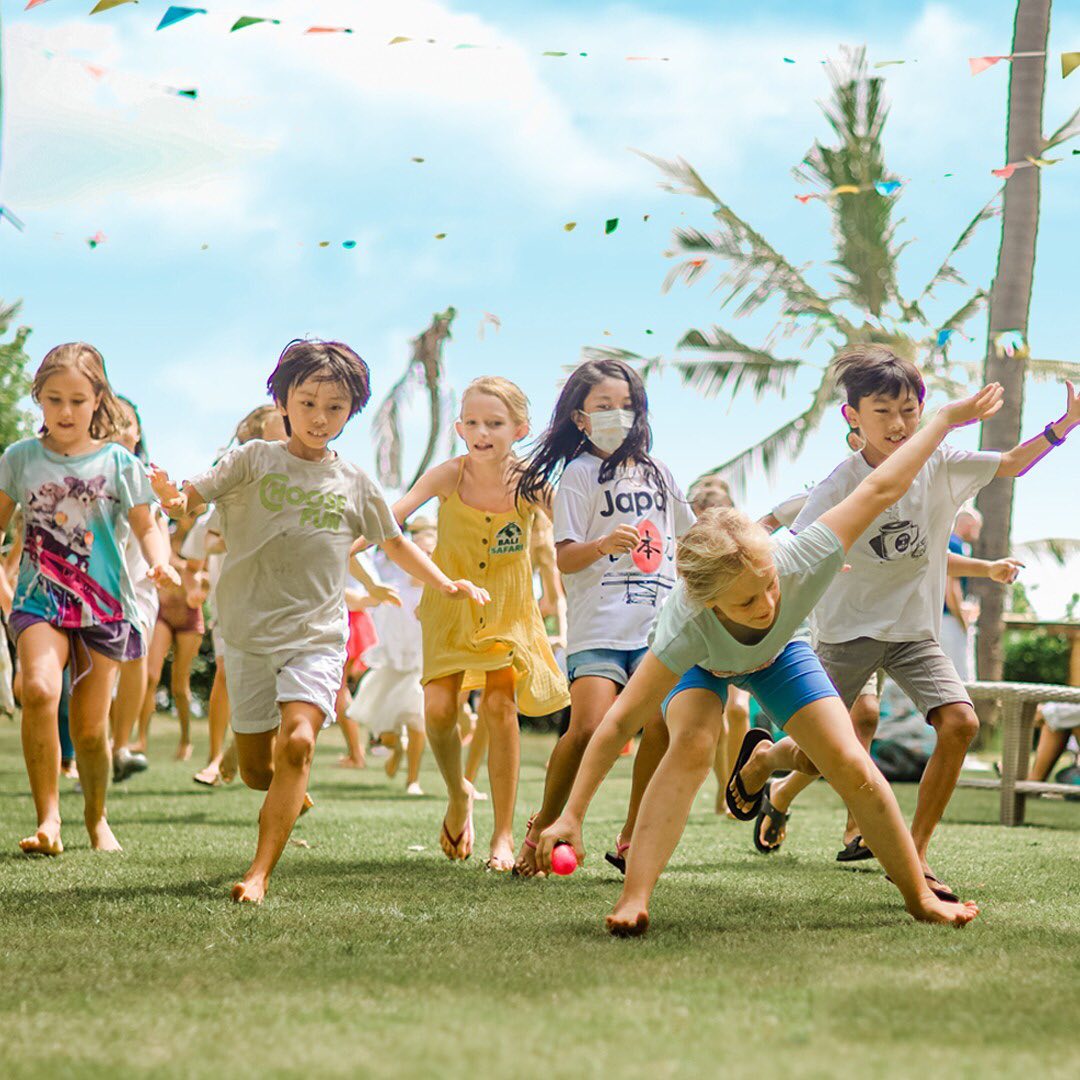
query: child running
[
  {"left": 152, "top": 339, "right": 487, "bottom": 902},
  {"left": 394, "top": 376, "right": 570, "bottom": 871},
  {"left": 749, "top": 348, "right": 1075, "bottom": 896},
  {"left": 0, "top": 343, "right": 178, "bottom": 854},
  {"left": 537, "top": 382, "right": 1007, "bottom": 935},
  {"left": 512, "top": 357, "right": 693, "bottom": 876}
]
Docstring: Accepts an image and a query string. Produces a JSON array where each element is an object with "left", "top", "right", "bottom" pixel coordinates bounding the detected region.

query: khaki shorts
[{"left": 815, "top": 637, "right": 971, "bottom": 722}]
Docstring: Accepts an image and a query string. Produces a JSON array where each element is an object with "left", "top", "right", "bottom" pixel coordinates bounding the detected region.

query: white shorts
[
  {"left": 224, "top": 645, "right": 344, "bottom": 735},
  {"left": 211, "top": 623, "right": 225, "bottom": 661},
  {"left": 1042, "top": 702, "right": 1080, "bottom": 733},
  {"left": 348, "top": 665, "right": 424, "bottom": 736},
  {"left": 135, "top": 590, "right": 160, "bottom": 642}
]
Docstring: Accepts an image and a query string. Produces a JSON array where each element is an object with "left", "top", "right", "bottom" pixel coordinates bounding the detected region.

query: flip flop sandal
[
  {"left": 885, "top": 871, "right": 960, "bottom": 904},
  {"left": 441, "top": 811, "right": 473, "bottom": 861},
  {"left": 604, "top": 837, "right": 631, "bottom": 875},
  {"left": 753, "top": 782, "right": 788, "bottom": 854},
  {"left": 836, "top": 834, "right": 874, "bottom": 862},
  {"left": 725, "top": 728, "right": 774, "bottom": 821}
]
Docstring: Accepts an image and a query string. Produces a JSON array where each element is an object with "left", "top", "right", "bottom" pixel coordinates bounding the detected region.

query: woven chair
[{"left": 961, "top": 681, "right": 1080, "bottom": 825}]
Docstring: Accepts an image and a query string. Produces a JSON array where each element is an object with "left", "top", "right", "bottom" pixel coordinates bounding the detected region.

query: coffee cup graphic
[{"left": 868, "top": 520, "right": 922, "bottom": 560}]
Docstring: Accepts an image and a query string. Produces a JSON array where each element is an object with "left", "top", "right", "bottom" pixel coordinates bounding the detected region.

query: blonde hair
[
  {"left": 676, "top": 507, "right": 774, "bottom": 606},
  {"left": 235, "top": 405, "right": 280, "bottom": 445},
  {"left": 460, "top": 376, "right": 529, "bottom": 429},
  {"left": 32, "top": 342, "right": 126, "bottom": 441}
]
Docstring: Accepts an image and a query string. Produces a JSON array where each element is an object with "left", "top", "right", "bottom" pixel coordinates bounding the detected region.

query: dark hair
[
  {"left": 833, "top": 345, "right": 925, "bottom": 408},
  {"left": 116, "top": 395, "right": 149, "bottom": 464},
  {"left": 515, "top": 356, "right": 665, "bottom": 504},
  {"left": 266, "top": 339, "right": 371, "bottom": 437}
]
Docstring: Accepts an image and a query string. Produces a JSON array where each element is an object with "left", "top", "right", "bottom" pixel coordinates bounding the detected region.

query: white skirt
[{"left": 348, "top": 665, "right": 424, "bottom": 735}]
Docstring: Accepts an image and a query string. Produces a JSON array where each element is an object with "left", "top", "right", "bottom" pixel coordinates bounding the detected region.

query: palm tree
[
  {"left": 371, "top": 307, "right": 458, "bottom": 492},
  {"left": 0, "top": 299, "right": 33, "bottom": 452},
  {"left": 591, "top": 46, "right": 1080, "bottom": 499},
  {"left": 972, "top": 0, "right": 1070, "bottom": 680}
]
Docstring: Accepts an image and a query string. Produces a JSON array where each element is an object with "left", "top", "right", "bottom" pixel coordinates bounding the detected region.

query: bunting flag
[
  {"left": 90, "top": 0, "right": 137, "bottom": 11},
  {"left": 0, "top": 206, "right": 27, "bottom": 231},
  {"left": 1064, "top": 52, "right": 1080, "bottom": 78},
  {"left": 305, "top": 27, "right": 352, "bottom": 35},
  {"left": 604, "top": 218, "right": 619, "bottom": 234},
  {"left": 478, "top": 312, "right": 502, "bottom": 340},
  {"left": 156, "top": 6, "right": 206, "bottom": 30},
  {"left": 87, "top": 231, "right": 107, "bottom": 249},
  {"left": 874, "top": 180, "right": 902, "bottom": 195},
  {"left": 230, "top": 16, "right": 280, "bottom": 32},
  {"left": 24, "top": 0, "right": 51, "bottom": 9},
  {"left": 969, "top": 56, "right": 1008, "bottom": 75}
]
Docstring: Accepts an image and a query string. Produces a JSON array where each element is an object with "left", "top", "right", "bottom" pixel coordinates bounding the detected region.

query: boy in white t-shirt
[
  {"left": 769, "top": 346, "right": 1078, "bottom": 898},
  {"left": 152, "top": 340, "right": 487, "bottom": 904}
]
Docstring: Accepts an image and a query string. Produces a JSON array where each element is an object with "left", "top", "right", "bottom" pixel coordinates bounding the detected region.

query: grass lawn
[{"left": 1, "top": 715, "right": 1078, "bottom": 1079}]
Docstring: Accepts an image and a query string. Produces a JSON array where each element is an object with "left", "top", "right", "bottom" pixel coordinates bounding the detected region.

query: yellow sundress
[{"left": 418, "top": 460, "right": 570, "bottom": 716}]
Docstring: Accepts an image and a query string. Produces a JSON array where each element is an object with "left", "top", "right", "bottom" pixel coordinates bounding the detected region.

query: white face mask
[{"left": 586, "top": 409, "right": 634, "bottom": 454}]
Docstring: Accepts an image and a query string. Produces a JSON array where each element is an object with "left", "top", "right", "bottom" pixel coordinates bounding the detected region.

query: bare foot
[
  {"left": 231, "top": 877, "right": 267, "bottom": 904},
  {"left": 19, "top": 821, "right": 63, "bottom": 856},
  {"left": 220, "top": 743, "right": 238, "bottom": 784},
  {"left": 606, "top": 897, "right": 650, "bottom": 937},
  {"left": 88, "top": 819, "right": 123, "bottom": 852},
  {"left": 513, "top": 819, "right": 544, "bottom": 878},
  {"left": 128, "top": 741, "right": 147, "bottom": 755},
  {"left": 175, "top": 742, "right": 193, "bottom": 762},
  {"left": 193, "top": 765, "right": 222, "bottom": 787},
  {"left": 385, "top": 744, "right": 402, "bottom": 779},
  {"left": 336, "top": 754, "right": 366, "bottom": 770},
  {"left": 60, "top": 759, "right": 79, "bottom": 780},
  {"left": 439, "top": 785, "right": 475, "bottom": 861},
  {"left": 909, "top": 895, "right": 980, "bottom": 927},
  {"left": 485, "top": 834, "right": 516, "bottom": 873},
  {"left": 730, "top": 740, "right": 773, "bottom": 815}
]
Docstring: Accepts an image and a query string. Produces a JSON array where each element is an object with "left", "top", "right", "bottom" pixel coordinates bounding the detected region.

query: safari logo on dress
[{"left": 490, "top": 522, "right": 524, "bottom": 556}]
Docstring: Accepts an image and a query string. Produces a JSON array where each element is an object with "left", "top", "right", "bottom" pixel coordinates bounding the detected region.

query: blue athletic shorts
[
  {"left": 661, "top": 640, "right": 838, "bottom": 730},
  {"left": 566, "top": 647, "right": 649, "bottom": 687}
]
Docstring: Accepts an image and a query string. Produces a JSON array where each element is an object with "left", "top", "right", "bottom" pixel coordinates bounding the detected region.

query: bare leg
[
  {"left": 482, "top": 666, "right": 519, "bottom": 871},
  {"left": 16, "top": 624, "right": 69, "bottom": 855},
  {"left": 110, "top": 655, "right": 146, "bottom": 751},
  {"left": 381, "top": 732, "right": 403, "bottom": 777},
  {"left": 132, "top": 620, "right": 172, "bottom": 754},
  {"left": 910, "top": 703, "right": 979, "bottom": 877},
  {"left": 619, "top": 709, "right": 669, "bottom": 843},
  {"left": 464, "top": 706, "right": 488, "bottom": 786},
  {"left": 516, "top": 676, "right": 616, "bottom": 875},
  {"left": 842, "top": 693, "right": 880, "bottom": 844},
  {"left": 232, "top": 702, "right": 323, "bottom": 903},
  {"left": 68, "top": 646, "right": 122, "bottom": 851},
  {"left": 194, "top": 659, "right": 229, "bottom": 785},
  {"left": 424, "top": 673, "right": 474, "bottom": 860},
  {"left": 607, "top": 689, "right": 725, "bottom": 935},
  {"left": 336, "top": 680, "right": 366, "bottom": 768},
  {"left": 405, "top": 725, "right": 425, "bottom": 788},
  {"left": 714, "top": 688, "right": 749, "bottom": 815},
  {"left": 170, "top": 631, "right": 201, "bottom": 760},
  {"left": 1028, "top": 721, "right": 1070, "bottom": 783}
]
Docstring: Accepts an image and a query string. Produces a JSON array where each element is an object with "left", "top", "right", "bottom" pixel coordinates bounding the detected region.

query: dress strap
[{"left": 454, "top": 456, "right": 467, "bottom": 493}]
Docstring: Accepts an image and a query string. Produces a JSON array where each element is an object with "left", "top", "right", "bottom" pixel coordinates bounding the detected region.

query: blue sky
[{"left": 2, "top": 1, "right": 1079, "bottom": 612}]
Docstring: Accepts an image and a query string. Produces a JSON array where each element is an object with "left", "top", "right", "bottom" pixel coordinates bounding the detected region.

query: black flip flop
[
  {"left": 885, "top": 872, "right": 961, "bottom": 904},
  {"left": 753, "top": 782, "right": 788, "bottom": 854},
  {"left": 725, "top": 728, "right": 774, "bottom": 821},
  {"left": 836, "top": 834, "right": 874, "bottom": 863},
  {"left": 604, "top": 851, "right": 627, "bottom": 874}
]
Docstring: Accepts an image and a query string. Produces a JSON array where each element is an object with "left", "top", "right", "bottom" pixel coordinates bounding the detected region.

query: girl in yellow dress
[{"left": 394, "top": 377, "right": 570, "bottom": 870}]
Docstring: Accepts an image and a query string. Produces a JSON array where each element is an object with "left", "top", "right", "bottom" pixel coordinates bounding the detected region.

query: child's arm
[
  {"left": 348, "top": 554, "right": 402, "bottom": 608},
  {"left": 0, "top": 491, "right": 15, "bottom": 535},
  {"left": 536, "top": 652, "right": 679, "bottom": 870},
  {"left": 345, "top": 587, "right": 380, "bottom": 612},
  {"left": 947, "top": 552, "right": 1023, "bottom": 584},
  {"left": 944, "top": 576, "right": 965, "bottom": 622},
  {"left": 379, "top": 534, "right": 489, "bottom": 606},
  {"left": 128, "top": 504, "right": 182, "bottom": 587},
  {"left": 391, "top": 460, "right": 458, "bottom": 526},
  {"left": 996, "top": 382, "right": 1080, "bottom": 478},
  {"left": 556, "top": 527, "right": 641, "bottom": 574},
  {"left": 820, "top": 384, "right": 1004, "bottom": 553},
  {"left": 149, "top": 467, "right": 209, "bottom": 520}
]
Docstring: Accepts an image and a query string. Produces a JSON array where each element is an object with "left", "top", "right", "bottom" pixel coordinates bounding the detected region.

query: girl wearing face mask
[{"left": 512, "top": 357, "right": 694, "bottom": 877}]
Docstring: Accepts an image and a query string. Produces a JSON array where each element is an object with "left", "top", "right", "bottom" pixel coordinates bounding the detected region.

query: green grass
[{"left": 1, "top": 715, "right": 1078, "bottom": 1079}]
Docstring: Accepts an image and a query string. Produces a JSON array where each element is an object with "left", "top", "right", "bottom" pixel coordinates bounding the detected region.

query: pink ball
[{"left": 551, "top": 842, "right": 578, "bottom": 877}]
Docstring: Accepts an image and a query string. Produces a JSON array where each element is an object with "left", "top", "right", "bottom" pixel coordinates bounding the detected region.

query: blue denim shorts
[
  {"left": 661, "top": 640, "right": 837, "bottom": 730},
  {"left": 566, "top": 646, "right": 649, "bottom": 687}
]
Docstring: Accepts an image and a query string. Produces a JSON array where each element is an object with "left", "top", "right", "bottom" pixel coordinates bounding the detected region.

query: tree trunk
[{"left": 973, "top": 0, "right": 1051, "bottom": 683}]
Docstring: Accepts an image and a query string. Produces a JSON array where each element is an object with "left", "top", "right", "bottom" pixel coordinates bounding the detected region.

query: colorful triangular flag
[
  {"left": 25, "top": 0, "right": 51, "bottom": 9},
  {"left": 90, "top": 0, "right": 137, "bottom": 12},
  {"left": 305, "top": 27, "right": 353, "bottom": 34},
  {"left": 230, "top": 16, "right": 281, "bottom": 32},
  {"left": 1062, "top": 52, "right": 1080, "bottom": 79},
  {"left": 874, "top": 180, "right": 902, "bottom": 195},
  {"left": 156, "top": 6, "right": 206, "bottom": 30},
  {"left": 969, "top": 56, "right": 1008, "bottom": 75}
]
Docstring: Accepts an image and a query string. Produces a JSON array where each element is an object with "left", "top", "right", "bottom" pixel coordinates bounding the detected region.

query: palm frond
[
  {"left": 936, "top": 288, "right": 989, "bottom": 338},
  {"left": 672, "top": 327, "right": 808, "bottom": 399},
  {"left": 371, "top": 371, "right": 416, "bottom": 490},
  {"left": 917, "top": 195, "right": 1001, "bottom": 304},
  {"left": 1012, "top": 537, "right": 1080, "bottom": 566},
  {"left": 1024, "top": 358, "right": 1080, "bottom": 383},
  {"left": 1044, "top": 105, "right": 1080, "bottom": 151},
  {"left": 693, "top": 372, "right": 837, "bottom": 498},
  {"left": 633, "top": 150, "right": 720, "bottom": 203},
  {"left": 580, "top": 345, "right": 665, "bottom": 381}
]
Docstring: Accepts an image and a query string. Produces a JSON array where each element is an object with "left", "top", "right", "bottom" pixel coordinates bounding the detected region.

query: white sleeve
[
  {"left": 942, "top": 446, "right": 1000, "bottom": 507},
  {"left": 553, "top": 465, "right": 592, "bottom": 544},
  {"left": 790, "top": 478, "right": 838, "bottom": 535},
  {"left": 188, "top": 444, "right": 256, "bottom": 504},
  {"left": 771, "top": 490, "right": 810, "bottom": 530},
  {"left": 666, "top": 469, "right": 696, "bottom": 534}
]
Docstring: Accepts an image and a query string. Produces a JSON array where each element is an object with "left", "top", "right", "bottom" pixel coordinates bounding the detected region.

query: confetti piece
[
  {"left": 645, "top": 329, "right": 654, "bottom": 335},
  {"left": 434, "top": 233, "right": 447, "bottom": 239},
  {"left": 173, "top": 88, "right": 198, "bottom": 99},
  {"left": 200, "top": 243, "right": 209, "bottom": 250},
  {"left": 411, "top": 157, "right": 425, "bottom": 163},
  {"left": 305, "top": 26, "right": 353, "bottom": 34},
  {"left": 0, "top": 206, "right": 26, "bottom": 231},
  {"left": 604, "top": 218, "right": 619, "bottom": 234},
  {"left": 1064, "top": 52, "right": 1080, "bottom": 79},
  {"left": 936, "top": 329, "right": 955, "bottom": 348},
  {"left": 84, "top": 64, "right": 107, "bottom": 79},
  {"left": 794, "top": 194, "right": 818, "bottom": 204},
  {"left": 455, "top": 43, "right": 481, "bottom": 50},
  {"left": 87, "top": 231, "right": 106, "bottom": 249},
  {"left": 230, "top": 16, "right": 281, "bottom": 32},
  {"left": 389, "top": 36, "right": 412, "bottom": 45},
  {"left": 156, "top": 6, "right": 206, "bottom": 31},
  {"left": 874, "top": 60, "right": 906, "bottom": 68},
  {"left": 643, "top": 214, "right": 650, "bottom": 222},
  {"left": 543, "top": 51, "right": 568, "bottom": 57},
  {"left": 969, "top": 55, "right": 1008, "bottom": 75},
  {"left": 874, "top": 180, "right": 902, "bottom": 195},
  {"left": 564, "top": 222, "right": 577, "bottom": 232},
  {"left": 603, "top": 330, "right": 612, "bottom": 336},
  {"left": 342, "top": 240, "right": 356, "bottom": 249},
  {"left": 318, "top": 241, "right": 330, "bottom": 247},
  {"left": 783, "top": 57, "right": 796, "bottom": 64},
  {"left": 90, "top": 0, "right": 137, "bottom": 12}
]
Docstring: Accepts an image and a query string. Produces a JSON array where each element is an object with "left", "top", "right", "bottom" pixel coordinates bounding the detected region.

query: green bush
[{"left": 1002, "top": 630, "right": 1070, "bottom": 685}]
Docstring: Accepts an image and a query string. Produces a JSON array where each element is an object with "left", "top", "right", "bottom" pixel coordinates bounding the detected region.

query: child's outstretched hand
[
  {"left": 940, "top": 383, "right": 1004, "bottom": 428},
  {"left": 537, "top": 815, "right": 585, "bottom": 874},
  {"left": 367, "top": 583, "right": 403, "bottom": 608},
  {"left": 989, "top": 557, "right": 1024, "bottom": 584},
  {"left": 149, "top": 465, "right": 185, "bottom": 511},
  {"left": 1061, "top": 380, "right": 1080, "bottom": 426},
  {"left": 598, "top": 524, "right": 640, "bottom": 557},
  {"left": 442, "top": 579, "right": 490, "bottom": 605},
  {"left": 147, "top": 563, "right": 182, "bottom": 588}
]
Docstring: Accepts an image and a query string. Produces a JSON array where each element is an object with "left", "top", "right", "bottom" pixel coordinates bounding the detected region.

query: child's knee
[
  {"left": 933, "top": 704, "right": 979, "bottom": 747},
  {"left": 279, "top": 727, "right": 315, "bottom": 770},
  {"left": 70, "top": 722, "right": 107, "bottom": 755},
  {"left": 670, "top": 728, "right": 717, "bottom": 775},
  {"left": 20, "top": 675, "right": 60, "bottom": 712},
  {"left": 239, "top": 763, "right": 273, "bottom": 790},
  {"left": 826, "top": 747, "right": 877, "bottom": 794}
]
